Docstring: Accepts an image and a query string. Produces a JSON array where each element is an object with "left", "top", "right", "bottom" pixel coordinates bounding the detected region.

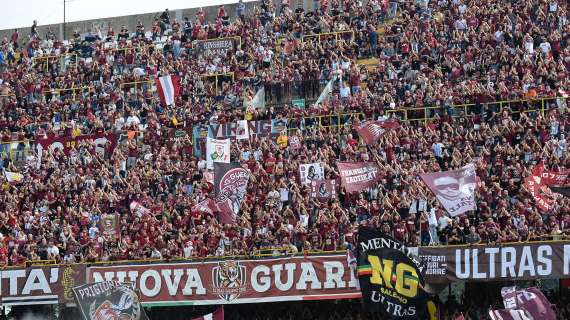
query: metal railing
[{"left": 384, "top": 96, "right": 568, "bottom": 123}]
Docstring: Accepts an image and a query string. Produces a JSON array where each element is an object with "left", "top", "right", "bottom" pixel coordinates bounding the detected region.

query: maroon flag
[
  {"left": 501, "top": 287, "right": 556, "bottom": 320},
  {"left": 310, "top": 180, "right": 337, "bottom": 200},
  {"left": 336, "top": 162, "right": 380, "bottom": 193},
  {"left": 192, "top": 198, "right": 218, "bottom": 216},
  {"left": 524, "top": 165, "right": 556, "bottom": 212},
  {"left": 539, "top": 166, "right": 570, "bottom": 186},
  {"left": 355, "top": 120, "right": 400, "bottom": 144},
  {"left": 488, "top": 309, "right": 531, "bottom": 320},
  {"left": 214, "top": 162, "right": 250, "bottom": 224},
  {"left": 420, "top": 164, "right": 477, "bottom": 216}
]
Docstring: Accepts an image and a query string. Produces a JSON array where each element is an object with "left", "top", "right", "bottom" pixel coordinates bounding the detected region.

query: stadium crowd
[{"left": 0, "top": 0, "right": 568, "bottom": 266}]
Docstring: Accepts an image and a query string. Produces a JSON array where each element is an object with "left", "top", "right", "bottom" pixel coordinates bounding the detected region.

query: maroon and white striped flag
[
  {"left": 355, "top": 119, "right": 400, "bottom": 144},
  {"left": 193, "top": 306, "right": 224, "bottom": 320},
  {"left": 155, "top": 74, "right": 180, "bottom": 106},
  {"left": 488, "top": 309, "right": 531, "bottom": 320}
]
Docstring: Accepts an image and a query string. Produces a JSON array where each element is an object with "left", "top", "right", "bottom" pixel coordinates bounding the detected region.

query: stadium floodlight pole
[{"left": 63, "top": 0, "right": 66, "bottom": 40}]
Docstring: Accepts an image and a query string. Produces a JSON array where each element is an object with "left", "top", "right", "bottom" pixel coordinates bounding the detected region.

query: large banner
[
  {"left": 193, "top": 38, "right": 238, "bottom": 57},
  {"left": 418, "top": 241, "right": 570, "bottom": 283},
  {"left": 73, "top": 281, "right": 148, "bottom": 320},
  {"left": 87, "top": 255, "right": 360, "bottom": 305},
  {"left": 214, "top": 162, "right": 250, "bottom": 223},
  {"left": 357, "top": 227, "right": 428, "bottom": 319},
  {"left": 193, "top": 120, "right": 288, "bottom": 156},
  {"left": 36, "top": 132, "right": 118, "bottom": 158},
  {"left": 206, "top": 138, "right": 230, "bottom": 170},
  {"left": 420, "top": 164, "right": 477, "bottom": 216},
  {"left": 337, "top": 162, "right": 380, "bottom": 193},
  {"left": 0, "top": 265, "right": 86, "bottom": 306},
  {"left": 299, "top": 163, "right": 324, "bottom": 185}
]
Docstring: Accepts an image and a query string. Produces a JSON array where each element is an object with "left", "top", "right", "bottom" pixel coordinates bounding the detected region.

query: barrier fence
[{"left": 0, "top": 96, "right": 566, "bottom": 164}]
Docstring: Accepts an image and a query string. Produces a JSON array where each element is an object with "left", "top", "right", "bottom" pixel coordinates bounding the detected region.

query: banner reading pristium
[
  {"left": 87, "top": 255, "right": 360, "bottom": 306},
  {"left": 419, "top": 240, "right": 570, "bottom": 283}
]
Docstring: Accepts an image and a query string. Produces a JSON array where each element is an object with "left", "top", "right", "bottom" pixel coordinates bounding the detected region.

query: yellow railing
[
  {"left": 32, "top": 53, "right": 78, "bottom": 73},
  {"left": 302, "top": 30, "right": 354, "bottom": 43},
  {"left": 0, "top": 249, "right": 346, "bottom": 269},
  {"left": 385, "top": 96, "right": 568, "bottom": 123},
  {"left": 287, "top": 112, "right": 364, "bottom": 131},
  {"left": 120, "top": 79, "right": 155, "bottom": 92},
  {"left": 43, "top": 85, "right": 92, "bottom": 97},
  {"left": 201, "top": 72, "right": 235, "bottom": 93}
]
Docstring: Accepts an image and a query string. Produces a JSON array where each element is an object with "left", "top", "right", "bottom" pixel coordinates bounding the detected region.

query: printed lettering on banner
[
  {"left": 419, "top": 241, "right": 570, "bottom": 283},
  {"left": 87, "top": 255, "right": 360, "bottom": 305}
]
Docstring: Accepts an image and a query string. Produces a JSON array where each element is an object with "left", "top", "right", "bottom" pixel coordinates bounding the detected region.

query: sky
[{"left": 0, "top": 0, "right": 255, "bottom": 30}]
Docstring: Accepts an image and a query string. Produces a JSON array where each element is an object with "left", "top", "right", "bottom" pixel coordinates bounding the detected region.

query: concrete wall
[{"left": 0, "top": 1, "right": 263, "bottom": 42}]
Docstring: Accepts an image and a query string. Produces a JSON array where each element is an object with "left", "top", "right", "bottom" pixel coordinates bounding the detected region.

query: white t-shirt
[
  {"left": 126, "top": 115, "right": 140, "bottom": 127},
  {"left": 432, "top": 142, "right": 444, "bottom": 157},
  {"left": 340, "top": 86, "right": 351, "bottom": 98}
]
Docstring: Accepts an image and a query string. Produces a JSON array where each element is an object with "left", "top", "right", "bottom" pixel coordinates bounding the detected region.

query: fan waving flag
[
  {"left": 155, "top": 74, "right": 180, "bottom": 106},
  {"left": 355, "top": 120, "right": 400, "bottom": 144},
  {"left": 193, "top": 306, "right": 224, "bottom": 320}
]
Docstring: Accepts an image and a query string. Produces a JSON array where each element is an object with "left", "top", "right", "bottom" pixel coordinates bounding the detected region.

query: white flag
[
  {"left": 315, "top": 75, "right": 337, "bottom": 106},
  {"left": 236, "top": 120, "right": 250, "bottom": 140},
  {"left": 4, "top": 171, "right": 23, "bottom": 184},
  {"left": 251, "top": 87, "right": 265, "bottom": 109},
  {"left": 206, "top": 138, "right": 230, "bottom": 169}
]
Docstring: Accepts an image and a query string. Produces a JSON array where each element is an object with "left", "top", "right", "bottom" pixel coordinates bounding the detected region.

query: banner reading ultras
[
  {"left": 87, "top": 255, "right": 360, "bottom": 305},
  {"left": 419, "top": 241, "right": 570, "bottom": 283},
  {"left": 357, "top": 228, "right": 428, "bottom": 319}
]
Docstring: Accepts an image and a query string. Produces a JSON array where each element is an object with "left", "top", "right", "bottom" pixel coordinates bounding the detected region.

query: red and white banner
[
  {"left": 355, "top": 120, "right": 400, "bottom": 144},
  {"left": 420, "top": 164, "right": 477, "bottom": 216},
  {"left": 193, "top": 307, "right": 224, "bottom": 320},
  {"left": 524, "top": 165, "right": 556, "bottom": 212},
  {"left": 336, "top": 162, "right": 380, "bottom": 193},
  {"left": 155, "top": 75, "right": 180, "bottom": 106},
  {"left": 310, "top": 180, "right": 337, "bottom": 199},
  {"left": 36, "top": 132, "right": 118, "bottom": 157},
  {"left": 537, "top": 165, "right": 570, "bottom": 186},
  {"left": 87, "top": 255, "right": 360, "bottom": 305}
]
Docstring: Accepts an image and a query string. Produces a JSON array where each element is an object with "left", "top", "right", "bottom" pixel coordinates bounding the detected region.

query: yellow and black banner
[{"left": 357, "top": 227, "right": 429, "bottom": 319}]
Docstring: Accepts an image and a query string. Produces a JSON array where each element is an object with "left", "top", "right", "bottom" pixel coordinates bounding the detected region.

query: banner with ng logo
[{"left": 357, "top": 227, "right": 429, "bottom": 319}]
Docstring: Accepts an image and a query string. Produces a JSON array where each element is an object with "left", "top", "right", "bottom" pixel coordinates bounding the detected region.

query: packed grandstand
[{"left": 0, "top": 0, "right": 569, "bottom": 319}]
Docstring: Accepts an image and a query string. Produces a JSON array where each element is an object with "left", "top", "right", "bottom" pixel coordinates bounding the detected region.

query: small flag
[
  {"left": 155, "top": 74, "right": 181, "bottom": 106},
  {"left": 193, "top": 306, "right": 224, "bottom": 320},
  {"left": 4, "top": 171, "right": 23, "bottom": 184}
]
